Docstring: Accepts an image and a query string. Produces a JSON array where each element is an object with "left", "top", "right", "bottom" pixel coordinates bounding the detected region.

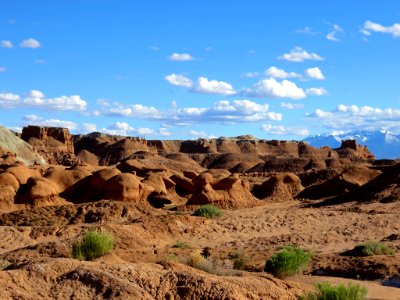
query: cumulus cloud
[
  {"left": 242, "top": 77, "right": 306, "bottom": 99},
  {"left": 101, "top": 122, "right": 170, "bottom": 137},
  {"left": 98, "top": 99, "right": 282, "bottom": 125},
  {"left": 1, "top": 40, "right": 13, "bottom": 48},
  {"left": 165, "top": 73, "right": 193, "bottom": 87},
  {"left": 102, "top": 122, "right": 134, "bottom": 136},
  {"left": 0, "top": 67, "right": 7, "bottom": 72},
  {"left": 280, "top": 102, "right": 304, "bottom": 110},
  {"left": 306, "top": 104, "right": 400, "bottom": 132},
  {"left": 326, "top": 24, "right": 344, "bottom": 42},
  {"left": 305, "top": 67, "right": 325, "bottom": 80},
  {"left": 20, "top": 38, "right": 41, "bottom": 48},
  {"left": 23, "top": 90, "right": 88, "bottom": 111},
  {"left": 261, "top": 124, "right": 309, "bottom": 136},
  {"left": 361, "top": 21, "right": 400, "bottom": 37},
  {"left": 192, "top": 77, "right": 236, "bottom": 95},
  {"left": 189, "top": 130, "right": 208, "bottom": 138},
  {"left": 306, "top": 87, "right": 327, "bottom": 96},
  {"left": 22, "top": 114, "right": 78, "bottom": 130},
  {"left": 81, "top": 123, "right": 97, "bottom": 133},
  {"left": 0, "top": 92, "right": 20, "bottom": 108},
  {"left": 278, "top": 47, "right": 324, "bottom": 62},
  {"left": 242, "top": 72, "right": 259, "bottom": 78},
  {"left": 168, "top": 53, "right": 194, "bottom": 61},
  {"left": 265, "top": 66, "right": 301, "bottom": 79}
]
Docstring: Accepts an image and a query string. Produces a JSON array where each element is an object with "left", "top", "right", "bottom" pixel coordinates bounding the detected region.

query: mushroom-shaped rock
[
  {"left": 104, "top": 173, "right": 154, "bottom": 203},
  {"left": 141, "top": 173, "right": 168, "bottom": 195},
  {"left": 18, "top": 176, "right": 64, "bottom": 207},
  {"left": 187, "top": 173, "right": 259, "bottom": 209},
  {"left": 90, "top": 168, "right": 121, "bottom": 192},
  {"left": 0, "top": 185, "right": 17, "bottom": 210},
  {"left": 5, "top": 165, "right": 41, "bottom": 185},
  {"left": 170, "top": 174, "right": 197, "bottom": 194},
  {"left": 252, "top": 173, "right": 304, "bottom": 202},
  {"left": 44, "top": 165, "right": 91, "bottom": 192},
  {"left": 0, "top": 172, "right": 19, "bottom": 191}
]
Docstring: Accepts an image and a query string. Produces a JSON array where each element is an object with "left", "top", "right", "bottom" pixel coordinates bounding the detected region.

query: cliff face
[
  {"left": 335, "top": 140, "right": 375, "bottom": 160},
  {"left": 21, "top": 126, "right": 76, "bottom": 165},
  {"left": 18, "top": 126, "right": 376, "bottom": 172}
]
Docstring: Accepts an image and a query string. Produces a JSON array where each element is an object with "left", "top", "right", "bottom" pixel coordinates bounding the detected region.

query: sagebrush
[
  {"left": 300, "top": 282, "right": 367, "bottom": 300},
  {"left": 193, "top": 205, "right": 222, "bottom": 218},
  {"left": 264, "top": 245, "right": 312, "bottom": 279},
  {"left": 352, "top": 241, "right": 395, "bottom": 256},
  {"left": 72, "top": 230, "right": 114, "bottom": 261}
]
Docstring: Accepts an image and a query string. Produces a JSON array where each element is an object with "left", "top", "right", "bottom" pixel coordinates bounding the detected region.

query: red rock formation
[{"left": 21, "top": 126, "right": 76, "bottom": 165}]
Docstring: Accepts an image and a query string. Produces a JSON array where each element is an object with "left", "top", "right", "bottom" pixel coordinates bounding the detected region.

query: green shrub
[
  {"left": 172, "top": 241, "right": 190, "bottom": 249},
  {"left": 72, "top": 230, "right": 114, "bottom": 261},
  {"left": 193, "top": 205, "right": 222, "bottom": 218},
  {"left": 300, "top": 282, "right": 367, "bottom": 300},
  {"left": 264, "top": 245, "right": 312, "bottom": 279},
  {"left": 232, "top": 251, "right": 245, "bottom": 270},
  {"left": 350, "top": 241, "right": 395, "bottom": 256}
]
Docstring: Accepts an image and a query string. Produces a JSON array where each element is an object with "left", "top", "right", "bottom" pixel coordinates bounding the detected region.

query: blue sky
[{"left": 1, "top": 1, "right": 400, "bottom": 139}]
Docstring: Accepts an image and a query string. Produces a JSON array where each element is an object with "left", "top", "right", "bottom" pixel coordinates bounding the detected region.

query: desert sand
[{"left": 0, "top": 125, "right": 399, "bottom": 299}]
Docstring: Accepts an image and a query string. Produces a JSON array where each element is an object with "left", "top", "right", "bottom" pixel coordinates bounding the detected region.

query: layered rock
[
  {"left": 0, "top": 126, "right": 47, "bottom": 165},
  {"left": 21, "top": 126, "right": 76, "bottom": 165}
]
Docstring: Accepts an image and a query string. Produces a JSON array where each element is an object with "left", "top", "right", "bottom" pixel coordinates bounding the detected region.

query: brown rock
[{"left": 104, "top": 173, "right": 154, "bottom": 202}]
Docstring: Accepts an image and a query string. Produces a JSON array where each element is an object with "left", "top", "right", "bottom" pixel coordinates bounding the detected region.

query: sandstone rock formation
[
  {"left": 21, "top": 126, "right": 76, "bottom": 165},
  {"left": 0, "top": 126, "right": 47, "bottom": 165}
]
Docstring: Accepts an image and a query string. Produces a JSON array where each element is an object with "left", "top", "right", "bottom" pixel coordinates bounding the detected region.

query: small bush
[
  {"left": 350, "top": 241, "right": 395, "bottom": 256},
  {"left": 184, "top": 250, "right": 240, "bottom": 276},
  {"left": 172, "top": 241, "right": 190, "bottom": 249},
  {"left": 193, "top": 205, "right": 222, "bottom": 218},
  {"left": 232, "top": 251, "right": 245, "bottom": 270},
  {"left": 0, "top": 259, "right": 9, "bottom": 270},
  {"left": 300, "top": 282, "right": 367, "bottom": 300},
  {"left": 264, "top": 245, "right": 312, "bottom": 279},
  {"left": 72, "top": 230, "right": 114, "bottom": 261}
]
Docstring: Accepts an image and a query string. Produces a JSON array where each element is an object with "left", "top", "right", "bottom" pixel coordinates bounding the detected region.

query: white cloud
[
  {"left": 242, "top": 72, "right": 259, "bottom": 78},
  {"left": 192, "top": 77, "right": 236, "bottom": 95},
  {"left": 305, "top": 67, "right": 325, "bottom": 80},
  {"left": 81, "top": 123, "right": 97, "bottom": 133},
  {"left": 102, "top": 122, "right": 134, "bottom": 136},
  {"left": 306, "top": 104, "right": 400, "bottom": 132},
  {"left": 326, "top": 24, "right": 344, "bottom": 42},
  {"left": 265, "top": 66, "right": 300, "bottom": 79},
  {"left": 165, "top": 73, "right": 193, "bottom": 87},
  {"left": 262, "top": 124, "right": 309, "bottom": 136},
  {"left": 308, "top": 108, "right": 333, "bottom": 118},
  {"left": 99, "top": 99, "right": 281, "bottom": 124},
  {"left": 23, "top": 90, "right": 87, "bottom": 111},
  {"left": 280, "top": 102, "right": 304, "bottom": 110},
  {"left": 306, "top": 87, "right": 327, "bottom": 96},
  {"left": 0, "top": 67, "right": 7, "bottom": 72},
  {"left": 1, "top": 40, "right": 13, "bottom": 48},
  {"left": 243, "top": 77, "right": 306, "bottom": 99},
  {"left": 295, "top": 26, "right": 318, "bottom": 35},
  {"left": 23, "top": 115, "right": 78, "bottom": 130},
  {"left": 20, "top": 38, "right": 41, "bottom": 48},
  {"left": 362, "top": 20, "right": 400, "bottom": 38},
  {"left": 189, "top": 130, "right": 208, "bottom": 138},
  {"left": 0, "top": 92, "right": 20, "bottom": 108},
  {"left": 149, "top": 46, "right": 159, "bottom": 51},
  {"left": 23, "top": 114, "right": 41, "bottom": 122},
  {"left": 101, "top": 122, "right": 170, "bottom": 137},
  {"left": 278, "top": 47, "right": 324, "bottom": 62},
  {"left": 168, "top": 53, "right": 194, "bottom": 61},
  {"left": 104, "top": 102, "right": 160, "bottom": 118}
]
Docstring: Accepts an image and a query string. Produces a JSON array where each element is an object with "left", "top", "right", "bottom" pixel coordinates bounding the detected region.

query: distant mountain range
[{"left": 303, "top": 130, "right": 400, "bottom": 159}]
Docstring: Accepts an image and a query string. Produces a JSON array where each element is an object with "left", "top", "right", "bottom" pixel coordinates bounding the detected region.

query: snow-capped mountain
[{"left": 303, "top": 130, "right": 400, "bottom": 159}]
